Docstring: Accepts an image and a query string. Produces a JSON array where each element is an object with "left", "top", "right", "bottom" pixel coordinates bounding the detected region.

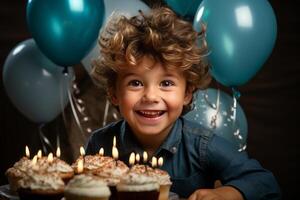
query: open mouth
[{"left": 136, "top": 110, "right": 165, "bottom": 118}]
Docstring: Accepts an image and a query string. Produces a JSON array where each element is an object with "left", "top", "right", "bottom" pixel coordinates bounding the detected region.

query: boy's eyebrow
[{"left": 120, "top": 72, "right": 137, "bottom": 78}]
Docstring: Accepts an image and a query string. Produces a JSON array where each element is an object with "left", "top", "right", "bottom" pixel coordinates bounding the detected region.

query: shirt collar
[{"left": 119, "top": 118, "right": 183, "bottom": 156}]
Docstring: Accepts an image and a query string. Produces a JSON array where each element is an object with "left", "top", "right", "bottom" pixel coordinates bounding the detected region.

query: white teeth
[{"left": 139, "top": 111, "right": 162, "bottom": 115}]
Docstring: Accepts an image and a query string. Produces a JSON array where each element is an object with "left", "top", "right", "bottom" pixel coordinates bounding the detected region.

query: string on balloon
[
  {"left": 204, "top": 89, "right": 220, "bottom": 129},
  {"left": 38, "top": 123, "right": 54, "bottom": 155},
  {"left": 62, "top": 68, "right": 93, "bottom": 136},
  {"left": 230, "top": 87, "right": 246, "bottom": 152}
]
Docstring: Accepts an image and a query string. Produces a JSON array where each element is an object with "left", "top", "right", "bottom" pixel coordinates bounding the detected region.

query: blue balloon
[
  {"left": 3, "top": 39, "right": 74, "bottom": 123},
  {"left": 193, "top": 0, "right": 277, "bottom": 86},
  {"left": 27, "top": 0, "right": 105, "bottom": 66},
  {"left": 184, "top": 88, "right": 247, "bottom": 150},
  {"left": 164, "top": 0, "right": 202, "bottom": 20}
]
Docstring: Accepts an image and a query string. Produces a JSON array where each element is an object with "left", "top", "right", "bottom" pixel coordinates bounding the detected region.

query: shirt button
[{"left": 171, "top": 147, "right": 177, "bottom": 153}]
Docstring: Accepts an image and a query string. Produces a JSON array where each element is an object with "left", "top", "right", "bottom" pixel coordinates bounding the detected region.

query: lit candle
[
  {"left": 143, "top": 151, "right": 148, "bottom": 172},
  {"left": 56, "top": 147, "right": 61, "bottom": 158},
  {"left": 25, "top": 146, "right": 30, "bottom": 158},
  {"left": 99, "top": 148, "right": 104, "bottom": 156},
  {"left": 113, "top": 136, "right": 116, "bottom": 147},
  {"left": 151, "top": 156, "right": 157, "bottom": 168},
  {"left": 37, "top": 150, "right": 42, "bottom": 159},
  {"left": 158, "top": 157, "right": 163, "bottom": 168},
  {"left": 135, "top": 153, "right": 140, "bottom": 164},
  {"left": 112, "top": 146, "right": 119, "bottom": 165},
  {"left": 77, "top": 159, "right": 84, "bottom": 174},
  {"left": 31, "top": 155, "right": 37, "bottom": 166},
  {"left": 80, "top": 146, "right": 85, "bottom": 157},
  {"left": 47, "top": 153, "right": 54, "bottom": 163},
  {"left": 129, "top": 152, "right": 135, "bottom": 168},
  {"left": 143, "top": 151, "right": 148, "bottom": 164}
]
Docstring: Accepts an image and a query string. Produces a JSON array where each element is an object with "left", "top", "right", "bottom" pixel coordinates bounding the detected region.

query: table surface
[{"left": 0, "top": 184, "right": 185, "bottom": 200}]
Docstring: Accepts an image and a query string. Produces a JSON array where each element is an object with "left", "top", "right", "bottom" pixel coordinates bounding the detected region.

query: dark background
[{"left": 0, "top": 1, "right": 299, "bottom": 199}]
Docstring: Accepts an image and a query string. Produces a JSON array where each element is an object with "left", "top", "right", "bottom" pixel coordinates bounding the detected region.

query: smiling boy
[{"left": 86, "top": 7, "right": 281, "bottom": 200}]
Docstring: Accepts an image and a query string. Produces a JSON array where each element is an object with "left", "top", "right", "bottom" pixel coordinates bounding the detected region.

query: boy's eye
[
  {"left": 160, "top": 80, "right": 174, "bottom": 87},
  {"left": 128, "top": 80, "right": 143, "bottom": 87}
]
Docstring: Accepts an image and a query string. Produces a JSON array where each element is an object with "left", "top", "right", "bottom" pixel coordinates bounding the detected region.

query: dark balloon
[{"left": 27, "top": 0, "right": 105, "bottom": 66}]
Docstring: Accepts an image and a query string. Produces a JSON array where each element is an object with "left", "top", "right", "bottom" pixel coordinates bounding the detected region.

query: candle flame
[
  {"left": 77, "top": 159, "right": 84, "bottom": 173},
  {"left": 113, "top": 136, "right": 116, "bottom": 147},
  {"left": 37, "top": 150, "right": 42, "bottom": 159},
  {"left": 151, "top": 156, "right": 157, "bottom": 168},
  {"left": 31, "top": 155, "right": 37, "bottom": 165},
  {"left": 158, "top": 157, "right": 163, "bottom": 167},
  {"left": 135, "top": 153, "right": 140, "bottom": 163},
  {"left": 143, "top": 151, "right": 148, "bottom": 163},
  {"left": 112, "top": 146, "right": 119, "bottom": 160},
  {"left": 47, "top": 153, "right": 54, "bottom": 163},
  {"left": 56, "top": 147, "right": 61, "bottom": 158},
  {"left": 25, "top": 146, "right": 30, "bottom": 158},
  {"left": 129, "top": 152, "right": 135, "bottom": 166},
  {"left": 99, "top": 148, "right": 104, "bottom": 156},
  {"left": 80, "top": 146, "right": 85, "bottom": 156}
]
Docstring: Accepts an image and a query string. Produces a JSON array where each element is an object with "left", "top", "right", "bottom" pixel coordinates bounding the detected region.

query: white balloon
[{"left": 81, "top": 0, "right": 150, "bottom": 73}]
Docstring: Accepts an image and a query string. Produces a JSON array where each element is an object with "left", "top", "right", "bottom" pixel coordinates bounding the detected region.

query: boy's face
[{"left": 111, "top": 56, "right": 192, "bottom": 140}]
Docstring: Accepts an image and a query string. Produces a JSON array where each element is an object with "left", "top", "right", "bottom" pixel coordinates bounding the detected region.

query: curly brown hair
[{"left": 91, "top": 7, "right": 211, "bottom": 114}]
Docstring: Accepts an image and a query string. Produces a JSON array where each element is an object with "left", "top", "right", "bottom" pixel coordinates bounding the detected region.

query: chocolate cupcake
[
  {"left": 38, "top": 156, "right": 74, "bottom": 183},
  {"left": 116, "top": 172, "right": 160, "bottom": 200},
  {"left": 64, "top": 174, "right": 111, "bottom": 200},
  {"left": 17, "top": 171, "right": 64, "bottom": 200},
  {"left": 131, "top": 165, "right": 172, "bottom": 200},
  {"left": 92, "top": 160, "right": 129, "bottom": 200}
]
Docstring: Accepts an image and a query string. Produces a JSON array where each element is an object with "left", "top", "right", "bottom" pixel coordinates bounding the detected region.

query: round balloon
[
  {"left": 27, "top": 0, "right": 105, "bottom": 66},
  {"left": 164, "top": 0, "right": 202, "bottom": 20},
  {"left": 81, "top": 0, "right": 150, "bottom": 73},
  {"left": 3, "top": 39, "right": 74, "bottom": 123},
  {"left": 184, "top": 88, "right": 247, "bottom": 150},
  {"left": 193, "top": 0, "right": 277, "bottom": 86}
]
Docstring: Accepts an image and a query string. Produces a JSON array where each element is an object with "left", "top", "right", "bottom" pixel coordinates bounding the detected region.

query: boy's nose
[{"left": 142, "top": 86, "right": 160, "bottom": 103}]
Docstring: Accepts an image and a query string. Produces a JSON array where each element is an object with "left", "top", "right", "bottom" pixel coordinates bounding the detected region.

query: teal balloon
[
  {"left": 3, "top": 39, "right": 74, "bottom": 123},
  {"left": 27, "top": 0, "right": 105, "bottom": 66},
  {"left": 184, "top": 88, "right": 247, "bottom": 150},
  {"left": 164, "top": 0, "right": 202, "bottom": 20},
  {"left": 193, "top": 0, "right": 277, "bottom": 86}
]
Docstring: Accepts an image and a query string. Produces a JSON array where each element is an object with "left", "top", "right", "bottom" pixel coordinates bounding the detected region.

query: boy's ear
[
  {"left": 108, "top": 88, "right": 119, "bottom": 106},
  {"left": 183, "top": 86, "right": 194, "bottom": 105}
]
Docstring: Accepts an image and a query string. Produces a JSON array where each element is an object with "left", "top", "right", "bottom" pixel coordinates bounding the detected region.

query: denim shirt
[{"left": 86, "top": 117, "right": 281, "bottom": 200}]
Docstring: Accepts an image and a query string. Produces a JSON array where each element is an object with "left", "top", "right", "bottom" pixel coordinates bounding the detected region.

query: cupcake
[
  {"left": 92, "top": 160, "right": 129, "bottom": 200},
  {"left": 5, "top": 157, "right": 32, "bottom": 193},
  {"left": 116, "top": 172, "right": 160, "bottom": 200},
  {"left": 131, "top": 165, "right": 172, "bottom": 200},
  {"left": 64, "top": 174, "right": 111, "bottom": 200},
  {"left": 38, "top": 156, "right": 74, "bottom": 183},
  {"left": 72, "top": 155, "right": 114, "bottom": 174},
  {"left": 17, "top": 171, "right": 64, "bottom": 200},
  {"left": 150, "top": 168, "right": 172, "bottom": 200}
]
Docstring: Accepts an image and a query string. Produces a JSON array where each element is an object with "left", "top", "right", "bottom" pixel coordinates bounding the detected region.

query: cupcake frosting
[
  {"left": 72, "top": 155, "right": 114, "bottom": 172},
  {"left": 117, "top": 172, "right": 159, "bottom": 192},
  {"left": 18, "top": 172, "right": 64, "bottom": 191},
  {"left": 151, "top": 168, "right": 172, "bottom": 185},
  {"left": 130, "top": 165, "right": 172, "bottom": 185},
  {"left": 65, "top": 174, "right": 110, "bottom": 197},
  {"left": 93, "top": 160, "right": 129, "bottom": 185},
  {"left": 38, "top": 157, "right": 73, "bottom": 173}
]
